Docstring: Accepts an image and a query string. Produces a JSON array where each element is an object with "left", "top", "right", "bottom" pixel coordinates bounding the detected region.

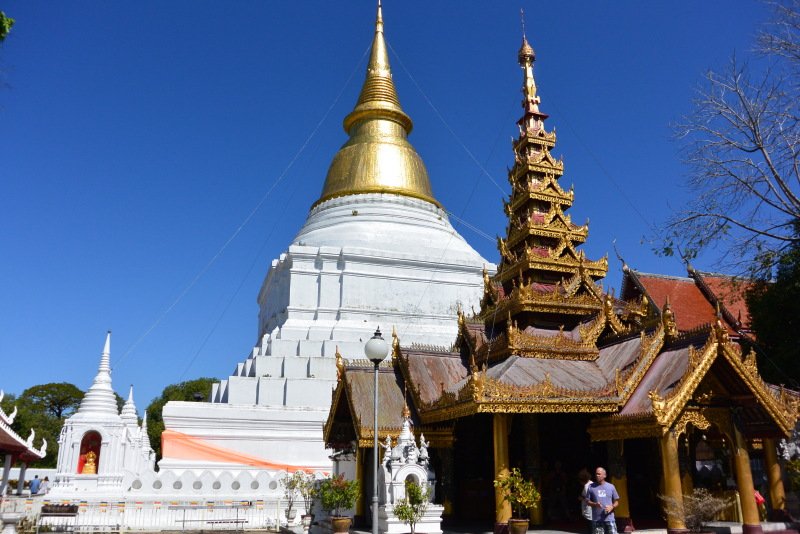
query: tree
[
  {"left": 145, "top": 377, "right": 217, "bottom": 461},
  {"left": 663, "top": 0, "right": 800, "bottom": 277},
  {"left": 393, "top": 479, "right": 430, "bottom": 534},
  {"left": 0, "top": 12, "right": 13, "bottom": 42},
  {"left": 746, "top": 244, "right": 800, "bottom": 385},
  {"left": 20, "top": 383, "right": 84, "bottom": 418},
  {"left": 0, "top": 383, "right": 84, "bottom": 467}
]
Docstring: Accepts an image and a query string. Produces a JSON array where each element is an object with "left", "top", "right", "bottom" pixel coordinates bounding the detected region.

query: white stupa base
[
  {"left": 378, "top": 504, "right": 444, "bottom": 534},
  {"left": 159, "top": 402, "right": 332, "bottom": 472}
]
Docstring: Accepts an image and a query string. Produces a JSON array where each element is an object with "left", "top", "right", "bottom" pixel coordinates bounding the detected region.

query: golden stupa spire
[
  {"left": 344, "top": 0, "right": 410, "bottom": 134},
  {"left": 313, "top": 2, "right": 440, "bottom": 209}
]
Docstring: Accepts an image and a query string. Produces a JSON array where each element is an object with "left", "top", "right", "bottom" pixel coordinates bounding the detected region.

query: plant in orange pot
[
  {"left": 319, "top": 474, "right": 360, "bottom": 534},
  {"left": 493, "top": 468, "right": 540, "bottom": 534}
]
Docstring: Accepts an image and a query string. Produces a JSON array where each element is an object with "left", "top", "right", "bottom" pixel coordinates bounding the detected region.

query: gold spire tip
[{"left": 376, "top": 0, "right": 383, "bottom": 32}]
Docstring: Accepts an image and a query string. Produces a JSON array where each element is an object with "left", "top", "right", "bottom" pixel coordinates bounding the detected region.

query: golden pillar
[
  {"left": 763, "top": 438, "right": 786, "bottom": 517},
  {"left": 660, "top": 430, "right": 687, "bottom": 533},
  {"left": 608, "top": 440, "right": 631, "bottom": 522},
  {"left": 732, "top": 425, "right": 762, "bottom": 534},
  {"left": 493, "top": 413, "right": 512, "bottom": 525},
  {"left": 611, "top": 474, "right": 630, "bottom": 517}
]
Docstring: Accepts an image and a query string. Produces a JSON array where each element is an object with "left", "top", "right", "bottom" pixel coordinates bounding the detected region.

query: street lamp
[{"left": 364, "top": 327, "right": 389, "bottom": 534}]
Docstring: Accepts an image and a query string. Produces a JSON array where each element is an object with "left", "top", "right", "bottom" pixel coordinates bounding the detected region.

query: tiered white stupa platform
[{"left": 160, "top": 192, "right": 489, "bottom": 473}]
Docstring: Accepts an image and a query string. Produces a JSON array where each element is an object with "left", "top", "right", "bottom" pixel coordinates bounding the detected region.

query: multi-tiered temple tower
[{"left": 478, "top": 35, "right": 608, "bottom": 361}]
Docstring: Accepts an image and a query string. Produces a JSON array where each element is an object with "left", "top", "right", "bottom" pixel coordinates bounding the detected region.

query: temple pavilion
[{"left": 324, "top": 30, "right": 799, "bottom": 534}]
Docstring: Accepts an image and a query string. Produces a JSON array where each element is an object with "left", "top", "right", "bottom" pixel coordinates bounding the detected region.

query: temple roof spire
[
  {"left": 518, "top": 32, "right": 541, "bottom": 116},
  {"left": 313, "top": 2, "right": 440, "bottom": 209}
]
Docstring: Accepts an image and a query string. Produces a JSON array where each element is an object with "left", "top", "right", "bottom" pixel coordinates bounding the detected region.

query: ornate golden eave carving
[
  {"left": 718, "top": 343, "right": 798, "bottom": 435},
  {"left": 647, "top": 334, "right": 719, "bottom": 432}
]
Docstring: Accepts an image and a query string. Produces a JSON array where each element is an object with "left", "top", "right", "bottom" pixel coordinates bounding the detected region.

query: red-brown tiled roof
[
  {"left": 636, "top": 274, "right": 718, "bottom": 331},
  {"left": 697, "top": 273, "right": 753, "bottom": 329}
]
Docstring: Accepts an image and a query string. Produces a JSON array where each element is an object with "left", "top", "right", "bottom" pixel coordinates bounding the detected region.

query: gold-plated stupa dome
[{"left": 313, "top": 2, "right": 440, "bottom": 209}]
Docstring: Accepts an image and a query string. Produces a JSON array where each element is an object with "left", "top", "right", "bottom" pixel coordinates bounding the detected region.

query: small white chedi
[
  {"left": 377, "top": 406, "right": 443, "bottom": 534},
  {"left": 51, "top": 332, "right": 155, "bottom": 497}
]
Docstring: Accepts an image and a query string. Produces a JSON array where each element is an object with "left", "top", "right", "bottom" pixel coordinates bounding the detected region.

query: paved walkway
[{"left": 350, "top": 521, "right": 799, "bottom": 534}]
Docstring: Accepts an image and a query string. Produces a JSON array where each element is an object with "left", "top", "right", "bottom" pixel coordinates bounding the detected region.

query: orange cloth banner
[{"left": 161, "top": 430, "right": 322, "bottom": 472}]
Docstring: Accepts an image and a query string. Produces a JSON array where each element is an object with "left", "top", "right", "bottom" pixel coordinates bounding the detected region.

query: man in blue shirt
[
  {"left": 29, "top": 475, "right": 41, "bottom": 495},
  {"left": 587, "top": 467, "right": 620, "bottom": 534}
]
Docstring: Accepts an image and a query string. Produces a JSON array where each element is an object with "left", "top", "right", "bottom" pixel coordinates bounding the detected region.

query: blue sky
[{"left": 1, "top": 1, "right": 770, "bottom": 409}]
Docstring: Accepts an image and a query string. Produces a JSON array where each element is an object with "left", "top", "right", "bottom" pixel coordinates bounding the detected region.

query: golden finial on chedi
[{"left": 314, "top": 1, "right": 440, "bottom": 209}]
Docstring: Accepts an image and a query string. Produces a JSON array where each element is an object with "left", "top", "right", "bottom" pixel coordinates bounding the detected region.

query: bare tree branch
[{"left": 664, "top": 1, "right": 800, "bottom": 277}]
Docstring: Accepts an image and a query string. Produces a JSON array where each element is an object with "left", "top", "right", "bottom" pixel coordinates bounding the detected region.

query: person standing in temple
[
  {"left": 29, "top": 475, "right": 41, "bottom": 495},
  {"left": 39, "top": 477, "right": 50, "bottom": 495},
  {"left": 587, "top": 467, "right": 620, "bottom": 534},
  {"left": 578, "top": 468, "right": 594, "bottom": 534}
]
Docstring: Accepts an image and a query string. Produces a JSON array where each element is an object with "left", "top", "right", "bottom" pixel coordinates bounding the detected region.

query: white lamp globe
[{"left": 364, "top": 327, "right": 389, "bottom": 364}]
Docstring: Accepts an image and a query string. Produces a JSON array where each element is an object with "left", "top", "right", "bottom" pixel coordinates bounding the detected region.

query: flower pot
[
  {"left": 286, "top": 508, "right": 298, "bottom": 522},
  {"left": 508, "top": 518, "right": 529, "bottom": 534},
  {"left": 330, "top": 516, "right": 352, "bottom": 534}
]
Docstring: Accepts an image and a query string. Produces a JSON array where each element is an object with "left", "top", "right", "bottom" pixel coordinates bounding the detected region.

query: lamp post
[{"left": 364, "top": 327, "right": 389, "bottom": 534}]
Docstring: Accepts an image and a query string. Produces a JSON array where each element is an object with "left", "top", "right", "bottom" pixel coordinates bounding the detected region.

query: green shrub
[
  {"left": 319, "top": 474, "right": 360, "bottom": 517},
  {"left": 493, "top": 468, "right": 540, "bottom": 519}
]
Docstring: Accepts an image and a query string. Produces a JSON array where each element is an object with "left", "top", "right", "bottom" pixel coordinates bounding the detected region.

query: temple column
[
  {"left": 15, "top": 463, "right": 28, "bottom": 496},
  {"left": 763, "top": 438, "right": 787, "bottom": 520},
  {"left": 493, "top": 413, "right": 511, "bottom": 532},
  {"left": 659, "top": 430, "right": 687, "bottom": 534},
  {"left": 732, "top": 425, "right": 762, "bottom": 534},
  {"left": 0, "top": 454, "right": 12, "bottom": 497}
]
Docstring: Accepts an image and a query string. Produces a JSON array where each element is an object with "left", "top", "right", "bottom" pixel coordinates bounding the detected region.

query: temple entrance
[
  {"left": 625, "top": 437, "right": 662, "bottom": 523},
  {"left": 532, "top": 413, "right": 600, "bottom": 524},
  {"left": 78, "top": 431, "right": 101, "bottom": 474},
  {"left": 451, "top": 414, "right": 495, "bottom": 523},
  {"left": 681, "top": 424, "right": 741, "bottom": 521},
  {"left": 449, "top": 413, "right": 601, "bottom": 526}
]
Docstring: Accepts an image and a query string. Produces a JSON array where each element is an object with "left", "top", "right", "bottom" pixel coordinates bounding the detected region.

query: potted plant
[
  {"left": 660, "top": 488, "right": 731, "bottom": 533},
  {"left": 281, "top": 470, "right": 303, "bottom": 523},
  {"left": 393, "top": 478, "right": 430, "bottom": 534},
  {"left": 297, "top": 471, "right": 319, "bottom": 531},
  {"left": 493, "top": 468, "right": 540, "bottom": 534},
  {"left": 319, "top": 474, "right": 360, "bottom": 534}
]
